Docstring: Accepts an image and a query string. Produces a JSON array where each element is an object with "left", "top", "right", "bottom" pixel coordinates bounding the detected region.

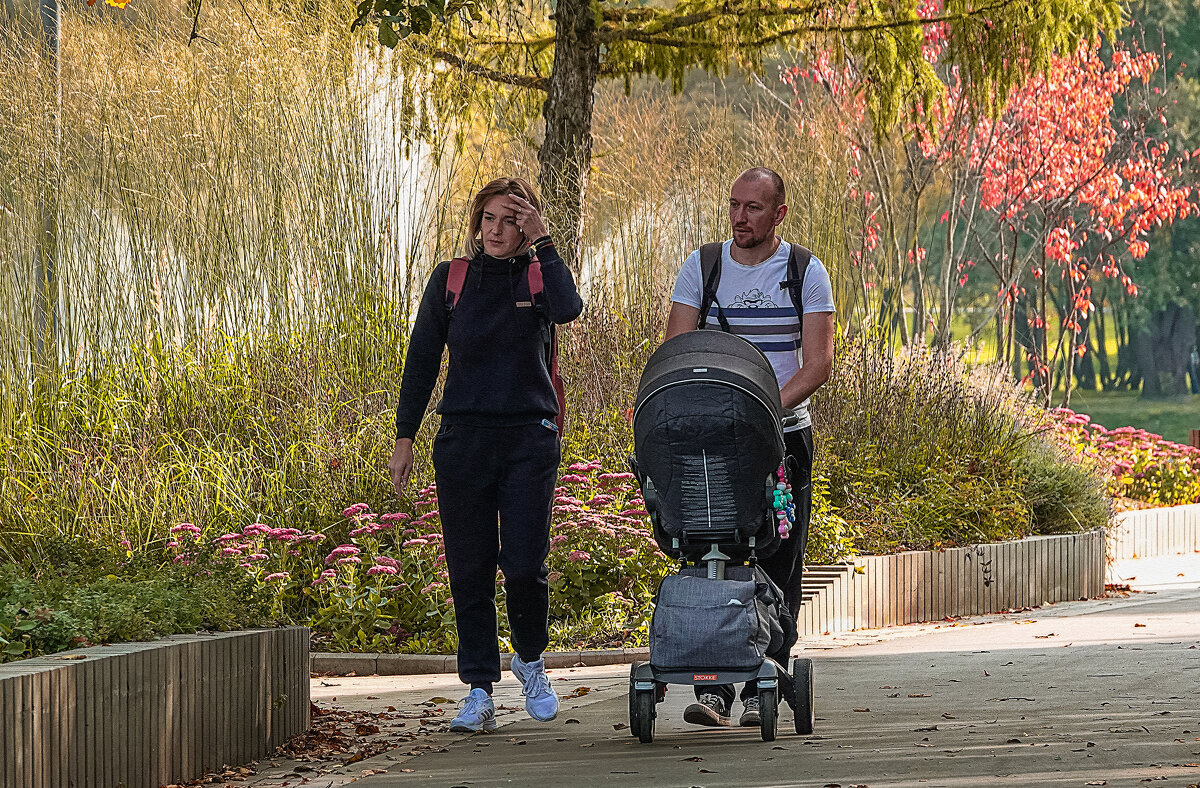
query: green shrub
[
  {"left": 811, "top": 334, "right": 1111, "bottom": 554},
  {"left": 0, "top": 555, "right": 275, "bottom": 663}
]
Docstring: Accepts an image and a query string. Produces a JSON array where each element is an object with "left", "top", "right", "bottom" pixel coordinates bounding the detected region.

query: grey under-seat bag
[{"left": 649, "top": 565, "right": 779, "bottom": 670}]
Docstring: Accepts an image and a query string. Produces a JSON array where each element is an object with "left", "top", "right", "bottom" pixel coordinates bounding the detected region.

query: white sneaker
[
  {"left": 510, "top": 654, "right": 559, "bottom": 721},
  {"left": 449, "top": 688, "right": 497, "bottom": 732}
]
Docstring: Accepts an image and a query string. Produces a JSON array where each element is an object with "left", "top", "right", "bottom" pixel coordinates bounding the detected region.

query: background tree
[
  {"left": 786, "top": 30, "right": 1197, "bottom": 406},
  {"left": 356, "top": 0, "right": 1122, "bottom": 265}
]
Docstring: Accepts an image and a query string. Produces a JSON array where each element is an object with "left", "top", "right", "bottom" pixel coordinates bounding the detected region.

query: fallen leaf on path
[
  {"left": 683, "top": 756, "right": 704, "bottom": 762},
  {"left": 1085, "top": 781, "right": 1106, "bottom": 785},
  {"left": 565, "top": 686, "right": 592, "bottom": 698},
  {"left": 613, "top": 723, "right": 628, "bottom": 730},
  {"left": 565, "top": 718, "right": 580, "bottom": 724},
  {"left": 1034, "top": 633, "right": 1057, "bottom": 639},
  {"left": 908, "top": 694, "right": 930, "bottom": 698},
  {"left": 427, "top": 696, "right": 455, "bottom": 704},
  {"left": 853, "top": 708, "right": 870, "bottom": 712}
]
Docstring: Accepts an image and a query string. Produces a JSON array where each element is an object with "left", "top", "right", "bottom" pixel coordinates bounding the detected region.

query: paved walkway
[{"left": 244, "top": 554, "right": 1200, "bottom": 787}]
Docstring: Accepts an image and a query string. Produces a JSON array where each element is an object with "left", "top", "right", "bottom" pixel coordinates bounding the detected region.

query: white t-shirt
[{"left": 670, "top": 239, "right": 835, "bottom": 429}]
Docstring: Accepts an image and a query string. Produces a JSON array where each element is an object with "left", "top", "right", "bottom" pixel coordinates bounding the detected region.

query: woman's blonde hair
[{"left": 463, "top": 177, "right": 542, "bottom": 258}]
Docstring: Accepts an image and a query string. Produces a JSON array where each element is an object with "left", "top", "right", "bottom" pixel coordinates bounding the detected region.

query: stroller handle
[{"left": 781, "top": 410, "right": 800, "bottom": 429}]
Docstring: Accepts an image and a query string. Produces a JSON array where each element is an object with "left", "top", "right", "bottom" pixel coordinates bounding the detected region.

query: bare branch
[
  {"left": 427, "top": 49, "right": 549, "bottom": 91},
  {"left": 600, "top": 0, "right": 1020, "bottom": 47}
]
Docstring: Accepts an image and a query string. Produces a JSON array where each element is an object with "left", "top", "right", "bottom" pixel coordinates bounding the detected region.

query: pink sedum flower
[{"left": 367, "top": 565, "right": 398, "bottom": 576}]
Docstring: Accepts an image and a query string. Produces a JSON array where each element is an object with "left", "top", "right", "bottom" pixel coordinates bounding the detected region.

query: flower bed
[
  {"left": 155, "top": 460, "right": 674, "bottom": 656},
  {"left": 1048, "top": 408, "right": 1200, "bottom": 508}
]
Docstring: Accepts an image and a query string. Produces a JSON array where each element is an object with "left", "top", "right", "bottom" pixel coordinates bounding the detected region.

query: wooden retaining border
[
  {"left": 797, "top": 530, "right": 1106, "bottom": 636},
  {"left": 1105, "top": 503, "right": 1200, "bottom": 561},
  {"left": 0, "top": 627, "right": 310, "bottom": 788}
]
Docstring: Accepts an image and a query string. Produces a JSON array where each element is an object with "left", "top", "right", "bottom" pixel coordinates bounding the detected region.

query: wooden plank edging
[{"left": 0, "top": 627, "right": 310, "bottom": 788}]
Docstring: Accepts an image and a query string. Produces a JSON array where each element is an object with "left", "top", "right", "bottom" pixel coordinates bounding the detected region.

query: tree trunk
[
  {"left": 536, "top": 0, "right": 599, "bottom": 271},
  {"left": 1094, "top": 298, "right": 1112, "bottom": 389},
  {"left": 1133, "top": 303, "right": 1197, "bottom": 399}
]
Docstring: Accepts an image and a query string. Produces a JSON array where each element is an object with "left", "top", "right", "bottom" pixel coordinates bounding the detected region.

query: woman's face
[{"left": 480, "top": 194, "right": 526, "bottom": 258}]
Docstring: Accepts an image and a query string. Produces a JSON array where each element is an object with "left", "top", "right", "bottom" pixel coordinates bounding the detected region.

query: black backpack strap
[
  {"left": 779, "top": 243, "right": 812, "bottom": 346},
  {"left": 697, "top": 242, "right": 730, "bottom": 332}
]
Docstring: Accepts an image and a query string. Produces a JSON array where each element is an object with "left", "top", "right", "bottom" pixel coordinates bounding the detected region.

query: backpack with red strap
[{"left": 444, "top": 255, "right": 567, "bottom": 433}]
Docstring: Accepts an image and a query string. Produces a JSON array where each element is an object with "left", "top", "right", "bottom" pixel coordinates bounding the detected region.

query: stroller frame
[{"left": 626, "top": 330, "right": 817, "bottom": 743}]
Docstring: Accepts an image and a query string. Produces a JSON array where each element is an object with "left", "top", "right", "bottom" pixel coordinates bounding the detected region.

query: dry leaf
[
  {"left": 1134, "top": 623, "right": 1147, "bottom": 628},
  {"left": 908, "top": 694, "right": 930, "bottom": 698},
  {"left": 852, "top": 708, "right": 870, "bottom": 712}
]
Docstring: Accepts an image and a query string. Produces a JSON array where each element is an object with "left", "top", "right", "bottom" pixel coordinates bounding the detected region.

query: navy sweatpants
[
  {"left": 696, "top": 426, "right": 814, "bottom": 705},
  {"left": 433, "top": 422, "right": 561, "bottom": 686}
]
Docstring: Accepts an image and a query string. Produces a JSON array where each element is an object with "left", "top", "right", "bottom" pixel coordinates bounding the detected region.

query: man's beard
[{"left": 733, "top": 229, "right": 773, "bottom": 249}]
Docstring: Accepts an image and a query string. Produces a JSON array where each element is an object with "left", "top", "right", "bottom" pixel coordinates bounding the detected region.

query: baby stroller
[{"left": 626, "top": 330, "right": 815, "bottom": 743}]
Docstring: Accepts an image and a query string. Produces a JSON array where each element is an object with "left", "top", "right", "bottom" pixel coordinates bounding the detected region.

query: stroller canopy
[{"left": 632, "top": 331, "right": 786, "bottom": 556}]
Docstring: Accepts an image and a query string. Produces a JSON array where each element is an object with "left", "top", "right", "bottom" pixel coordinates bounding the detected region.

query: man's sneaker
[
  {"left": 739, "top": 695, "right": 761, "bottom": 727},
  {"left": 511, "top": 654, "right": 559, "bottom": 722},
  {"left": 449, "top": 688, "right": 497, "bottom": 733},
  {"left": 684, "top": 694, "right": 731, "bottom": 726}
]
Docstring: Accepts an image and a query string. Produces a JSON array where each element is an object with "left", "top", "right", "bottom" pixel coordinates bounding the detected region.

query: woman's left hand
[{"left": 505, "top": 194, "right": 549, "bottom": 242}]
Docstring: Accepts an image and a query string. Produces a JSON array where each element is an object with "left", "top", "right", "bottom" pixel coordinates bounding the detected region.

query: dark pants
[
  {"left": 433, "top": 422, "right": 560, "bottom": 686},
  {"left": 696, "top": 426, "right": 814, "bottom": 706}
]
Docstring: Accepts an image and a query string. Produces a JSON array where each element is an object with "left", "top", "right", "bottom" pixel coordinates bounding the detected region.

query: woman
[{"left": 388, "top": 177, "right": 583, "bottom": 732}]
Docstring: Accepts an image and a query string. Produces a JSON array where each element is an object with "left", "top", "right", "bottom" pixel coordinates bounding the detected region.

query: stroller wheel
[
  {"left": 635, "top": 690, "right": 656, "bottom": 743},
  {"left": 758, "top": 687, "right": 778, "bottom": 742},
  {"left": 791, "top": 657, "right": 815, "bottom": 735},
  {"left": 627, "top": 664, "right": 642, "bottom": 739}
]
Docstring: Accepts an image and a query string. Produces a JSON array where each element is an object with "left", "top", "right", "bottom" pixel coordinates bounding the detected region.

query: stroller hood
[{"left": 632, "top": 331, "right": 785, "bottom": 556}]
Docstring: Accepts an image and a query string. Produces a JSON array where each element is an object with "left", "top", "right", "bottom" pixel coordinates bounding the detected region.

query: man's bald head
[{"left": 735, "top": 168, "right": 786, "bottom": 209}]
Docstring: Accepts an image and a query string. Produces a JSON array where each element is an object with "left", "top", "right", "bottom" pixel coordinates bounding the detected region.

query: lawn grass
[{"left": 1066, "top": 389, "right": 1200, "bottom": 444}]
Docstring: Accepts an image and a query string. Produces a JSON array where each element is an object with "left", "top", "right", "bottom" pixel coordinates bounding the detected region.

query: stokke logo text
[{"left": 693, "top": 674, "right": 718, "bottom": 681}]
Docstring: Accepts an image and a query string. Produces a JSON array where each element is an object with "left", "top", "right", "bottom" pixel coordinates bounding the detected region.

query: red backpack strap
[
  {"left": 444, "top": 257, "right": 470, "bottom": 310},
  {"left": 526, "top": 260, "right": 566, "bottom": 432},
  {"left": 526, "top": 258, "right": 544, "bottom": 298}
]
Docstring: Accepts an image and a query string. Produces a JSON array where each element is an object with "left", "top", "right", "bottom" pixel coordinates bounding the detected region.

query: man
[{"left": 663, "top": 167, "right": 835, "bottom": 728}]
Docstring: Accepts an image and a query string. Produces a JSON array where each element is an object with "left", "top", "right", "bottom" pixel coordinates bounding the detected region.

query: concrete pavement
[{"left": 243, "top": 554, "right": 1200, "bottom": 787}]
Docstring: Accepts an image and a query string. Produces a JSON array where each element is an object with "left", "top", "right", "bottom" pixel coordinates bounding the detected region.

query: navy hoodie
[{"left": 394, "top": 239, "right": 584, "bottom": 441}]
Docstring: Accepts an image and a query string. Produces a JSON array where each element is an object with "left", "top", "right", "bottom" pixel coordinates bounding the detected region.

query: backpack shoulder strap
[
  {"left": 444, "top": 257, "right": 470, "bottom": 310},
  {"left": 526, "top": 259, "right": 544, "bottom": 300},
  {"left": 698, "top": 242, "right": 729, "bottom": 332},
  {"left": 780, "top": 243, "right": 812, "bottom": 346}
]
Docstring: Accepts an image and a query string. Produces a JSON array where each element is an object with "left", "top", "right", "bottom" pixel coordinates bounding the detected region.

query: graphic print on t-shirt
[{"left": 729, "top": 289, "right": 781, "bottom": 309}]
